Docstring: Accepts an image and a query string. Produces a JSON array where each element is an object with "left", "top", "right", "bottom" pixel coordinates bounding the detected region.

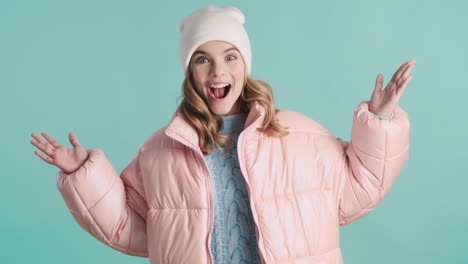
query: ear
[
  {"left": 185, "top": 64, "right": 191, "bottom": 78},
  {"left": 244, "top": 63, "right": 249, "bottom": 80}
]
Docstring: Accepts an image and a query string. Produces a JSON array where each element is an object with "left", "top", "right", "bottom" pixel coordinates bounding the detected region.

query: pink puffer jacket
[{"left": 56, "top": 100, "right": 410, "bottom": 264}]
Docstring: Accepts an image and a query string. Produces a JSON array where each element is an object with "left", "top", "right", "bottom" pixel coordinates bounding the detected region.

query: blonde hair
[{"left": 179, "top": 64, "right": 289, "bottom": 155}]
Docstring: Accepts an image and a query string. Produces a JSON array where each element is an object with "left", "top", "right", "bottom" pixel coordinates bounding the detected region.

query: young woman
[{"left": 30, "top": 5, "right": 415, "bottom": 264}]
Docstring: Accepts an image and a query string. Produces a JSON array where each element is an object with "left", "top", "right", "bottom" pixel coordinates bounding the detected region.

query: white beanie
[{"left": 178, "top": 5, "right": 252, "bottom": 77}]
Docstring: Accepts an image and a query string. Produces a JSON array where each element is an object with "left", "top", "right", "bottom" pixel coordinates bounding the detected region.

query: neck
[{"left": 220, "top": 112, "right": 248, "bottom": 134}]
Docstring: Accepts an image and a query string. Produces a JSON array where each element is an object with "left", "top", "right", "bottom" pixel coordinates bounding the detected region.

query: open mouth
[{"left": 209, "top": 84, "right": 231, "bottom": 100}]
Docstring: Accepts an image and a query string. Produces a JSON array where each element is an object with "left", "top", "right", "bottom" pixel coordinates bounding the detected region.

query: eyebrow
[{"left": 192, "top": 47, "right": 239, "bottom": 57}]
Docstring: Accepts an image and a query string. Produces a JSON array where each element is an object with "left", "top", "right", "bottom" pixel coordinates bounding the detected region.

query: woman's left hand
[{"left": 369, "top": 59, "right": 416, "bottom": 117}]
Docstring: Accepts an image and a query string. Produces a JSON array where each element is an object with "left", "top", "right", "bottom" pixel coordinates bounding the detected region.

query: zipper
[
  {"left": 193, "top": 149, "right": 215, "bottom": 264},
  {"left": 200, "top": 152, "right": 215, "bottom": 264},
  {"left": 165, "top": 130, "right": 215, "bottom": 264},
  {"left": 165, "top": 110, "right": 265, "bottom": 264},
  {"left": 237, "top": 116, "right": 267, "bottom": 264}
]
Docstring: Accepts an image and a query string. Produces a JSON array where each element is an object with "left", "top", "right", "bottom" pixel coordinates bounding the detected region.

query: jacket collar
[{"left": 165, "top": 101, "right": 265, "bottom": 152}]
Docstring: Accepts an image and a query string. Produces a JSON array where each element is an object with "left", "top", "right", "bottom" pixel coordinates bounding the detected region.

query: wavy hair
[{"left": 179, "top": 64, "right": 289, "bottom": 155}]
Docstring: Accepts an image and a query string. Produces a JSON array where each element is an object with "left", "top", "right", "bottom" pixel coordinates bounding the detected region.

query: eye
[
  {"left": 195, "top": 56, "right": 209, "bottom": 63},
  {"left": 227, "top": 55, "right": 236, "bottom": 61}
]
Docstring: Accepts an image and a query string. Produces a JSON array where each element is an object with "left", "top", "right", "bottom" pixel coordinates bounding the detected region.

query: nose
[{"left": 209, "top": 61, "right": 226, "bottom": 77}]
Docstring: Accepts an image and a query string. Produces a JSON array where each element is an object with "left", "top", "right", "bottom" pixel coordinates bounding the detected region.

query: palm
[
  {"left": 369, "top": 59, "right": 416, "bottom": 116},
  {"left": 30, "top": 132, "right": 88, "bottom": 174},
  {"left": 53, "top": 144, "right": 88, "bottom": 172}
]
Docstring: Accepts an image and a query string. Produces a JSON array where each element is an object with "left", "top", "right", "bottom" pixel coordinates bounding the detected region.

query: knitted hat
[{"left": 178, "top": 5, "right": 252, "bottom": 77}]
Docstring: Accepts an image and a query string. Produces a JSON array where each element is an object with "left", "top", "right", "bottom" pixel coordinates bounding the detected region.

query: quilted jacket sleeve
[
  {"left": 56, "top": 147, "right": 148, "bottom": 257},
  {"left": 336, "top": 100, "right": 410, "bottom": 226}
]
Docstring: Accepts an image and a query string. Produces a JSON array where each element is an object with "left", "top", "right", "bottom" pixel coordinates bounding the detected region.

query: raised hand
[
  {"left": 369, "top": 59, "right": 416, "bottom": 117},
  {"left": 30, "top": 132, "right": 89, "bottom": 174}
]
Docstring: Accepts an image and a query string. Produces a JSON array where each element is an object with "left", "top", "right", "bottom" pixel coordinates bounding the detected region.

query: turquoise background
[{"left": 2, "top": 0, "right": 467, "bottom": 263}]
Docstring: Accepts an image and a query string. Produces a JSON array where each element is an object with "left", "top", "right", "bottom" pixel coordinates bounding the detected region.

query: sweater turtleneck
[{"left": 204, "top": 111, "right": 262, "bottom": 264}]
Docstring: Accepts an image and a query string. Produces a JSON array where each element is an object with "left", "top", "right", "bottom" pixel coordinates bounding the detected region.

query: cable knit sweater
[{"left": 204, "top": 112, "right": 262, "bottom": 264}]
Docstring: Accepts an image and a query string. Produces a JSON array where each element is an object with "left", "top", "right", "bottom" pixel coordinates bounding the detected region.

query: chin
[{"left": 210, "top": 103, "right": 237, "bottom": 116}]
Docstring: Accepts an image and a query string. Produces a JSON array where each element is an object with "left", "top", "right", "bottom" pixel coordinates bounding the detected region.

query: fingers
[
  {"left": 30, "top": 133, "right": 55, "bottom": 157},
  {"left": 395, "top": 59, "right": 415, "bottom": 96},
  {"left": 31, "top": 132, "right": 47, "bottom": 146},
  {"left": 397, "top": 63, "right": 415, "bottom": 87},
  {"left": 391, "top": 59, "right": 416, "bottom": 86},
  {"left": 373, "top": 73, "right": 384, "bottom": 96},
  {"left": 41, "top": 132, "right": 61, "bottom": 148},
  {"left": 396, "top": 75, "right": 413, "bottom": 98},
  {"left": 68, "top": 132, "right": 81, "bottom": 148},
  {"left": 34, "top": 150, "right": 54, "bottom": 164}
]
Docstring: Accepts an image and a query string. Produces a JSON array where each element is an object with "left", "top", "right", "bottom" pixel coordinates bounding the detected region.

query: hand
[
  {"left": 369, "top": 59, "right": 416, "bottom": 117},
  {"left": 30, "top": 132, "right": 89, "bottom": 174}
]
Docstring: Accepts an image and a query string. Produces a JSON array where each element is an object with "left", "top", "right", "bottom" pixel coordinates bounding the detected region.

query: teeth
[{"left": 210, "top": 83, "right": 230, "bottom": 88}]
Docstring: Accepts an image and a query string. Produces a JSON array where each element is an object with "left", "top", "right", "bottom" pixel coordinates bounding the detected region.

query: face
[{"left": 189, "top": 40, "right": 246, "bottom": 116}]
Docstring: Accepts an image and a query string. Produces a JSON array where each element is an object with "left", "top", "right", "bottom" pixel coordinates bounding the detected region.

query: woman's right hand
[{"left": 30, "top": 132, "right": 89, "bottom": 174}]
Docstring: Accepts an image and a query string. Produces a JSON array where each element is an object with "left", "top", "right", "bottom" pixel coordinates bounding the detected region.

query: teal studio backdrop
[{"left": 1, "top": 0, "right": 467, "bottom": 263}]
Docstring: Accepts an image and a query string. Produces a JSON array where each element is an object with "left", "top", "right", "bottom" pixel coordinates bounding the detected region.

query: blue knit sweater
[{"left": 204, "top": 112, "right": 262, "bottom": 264}]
